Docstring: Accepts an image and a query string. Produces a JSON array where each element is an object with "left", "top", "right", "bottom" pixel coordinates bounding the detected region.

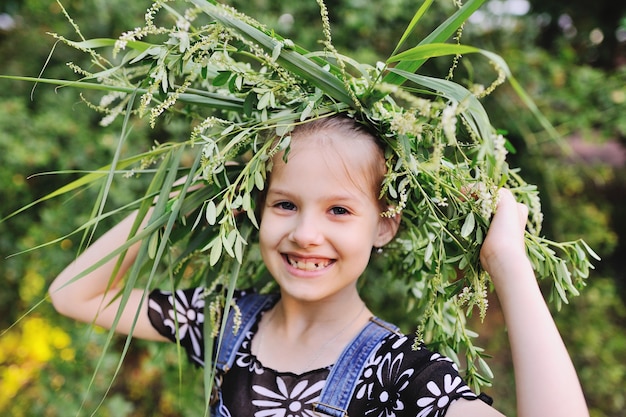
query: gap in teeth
[{"left": 287, "top": 256, "right": 330, "bottom": 271}]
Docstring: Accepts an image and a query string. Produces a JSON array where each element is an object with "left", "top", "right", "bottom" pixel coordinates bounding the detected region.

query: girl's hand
[
  {"left": 479, "top": 188, "right": 529, "bottom": 280},
  {"left": 474, "top": 188, "right": 590, "bottom": 417}
]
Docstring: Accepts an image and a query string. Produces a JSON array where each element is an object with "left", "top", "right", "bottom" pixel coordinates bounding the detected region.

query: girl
[{"left": 50, "top": 116, "right": 589, "bottom": 416}]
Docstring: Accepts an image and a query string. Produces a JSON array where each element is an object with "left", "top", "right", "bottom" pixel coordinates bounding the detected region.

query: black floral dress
[{"left": 148, "top": 288, "right": 485, "bottom": 417}]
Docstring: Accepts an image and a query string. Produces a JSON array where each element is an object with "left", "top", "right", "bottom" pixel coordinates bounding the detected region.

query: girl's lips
[{"left": 283, "top": 254, "right": 334, "bottom": 272}]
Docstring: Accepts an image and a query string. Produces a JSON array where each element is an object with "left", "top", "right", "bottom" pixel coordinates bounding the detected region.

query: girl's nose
[{"left": 289, "top": 213, "right": 324, "bottom": 248}]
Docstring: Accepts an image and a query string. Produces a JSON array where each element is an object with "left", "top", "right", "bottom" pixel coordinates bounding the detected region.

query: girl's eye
[
  {"left": 276, "top": 201, "right": 296, "bottom": 211},
  {"left": 330, "top": 206, "right": 349, "bottom": 215}
]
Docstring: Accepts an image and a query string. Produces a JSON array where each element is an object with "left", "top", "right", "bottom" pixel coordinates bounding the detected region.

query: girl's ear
[{"left": 374, "top": 211, "right": 401, "bottom": 247}]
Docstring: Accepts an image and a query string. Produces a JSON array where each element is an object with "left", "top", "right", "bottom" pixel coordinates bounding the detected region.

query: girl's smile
[{"left": 283, "top": 254, "right": 335, "bottom": 273}]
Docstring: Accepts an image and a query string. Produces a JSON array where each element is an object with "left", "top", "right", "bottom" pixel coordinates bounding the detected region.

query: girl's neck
[
  {"left": 278, "top": 290, "right": 367, "bottom": 324},
  {"left": 253, "top": 294, "right": 372, "bottom": 373}
]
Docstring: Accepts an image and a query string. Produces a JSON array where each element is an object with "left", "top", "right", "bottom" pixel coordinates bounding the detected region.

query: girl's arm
[
  {"left": 460, "top": 188, "right": 588, "bottom": 416},
  {"left": 49, "top": 209, "right": 167, "bottom": 341}
]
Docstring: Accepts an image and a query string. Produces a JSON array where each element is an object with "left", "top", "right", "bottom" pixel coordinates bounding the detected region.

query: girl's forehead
[
  {"left": 289, "top": 128, "right": 378, "bottom": 160},
  {"left": 271, "top": 130, "right": 384, "bottom": 197},
  {"left": 277, "top": 130, "right": 372, "bottom": 169}
]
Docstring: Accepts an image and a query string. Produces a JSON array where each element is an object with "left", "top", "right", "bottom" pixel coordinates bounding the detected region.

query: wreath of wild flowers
[{"left": 11, "top": 0, "right": 598, "bottom": 399}]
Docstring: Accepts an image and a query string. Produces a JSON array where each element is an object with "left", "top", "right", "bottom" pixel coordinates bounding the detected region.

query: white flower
[
  {"left": 115, "top": 39, "right": 128, "bottom": 51},
  {"left": 354, "top": 347, "right": 414, "bottom": 417},
  {"left": 252, "top": 377, "right": 325, "bottom": 417},
  {"left": 163, "top": 288, "right": 205, "bottom": 360},
  {"left": 470, "top": 83, "right": 485, "bottom": 96},
  {"left": 441, "top": 102, "right": 458, "bottom": 144},
  {"left": 414, "top": 98, "right": 433, "bottom": 117},
  {"left": 458, "top": 287, "right": 473, "bottom": 305},
  {"left": 471, "top": 183, "right": 496, "bottom": 220},
  {"left": 416, "top": 374, "right": 474, "bottom": 417},
  {"left": 99, "top": 91, "right": 124, "bottom": 108},
  {"left": 390, "top": 112, "right": 417, "bottom": 136},
  {"left": 99, "top": 108, "right": 121, "bottom": 127},
  {"left": 493, "top": 133, "right": 508, "bottom": 170},
  {"left": 235, "top": 332, "right": 265, "bottom": 375},
  {"left": 176, "top": 17, "right": 190, "bottom": 32}
]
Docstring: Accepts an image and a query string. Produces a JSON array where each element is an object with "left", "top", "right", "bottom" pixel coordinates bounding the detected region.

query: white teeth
[{"left": 287, "top": 256, "right": 330, "bottom": 271}]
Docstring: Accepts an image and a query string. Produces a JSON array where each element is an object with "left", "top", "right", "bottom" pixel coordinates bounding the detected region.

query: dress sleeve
[
  {"left": 350, "top": 334, "right": 485, "bottom": 417},
  {"left": 409, "top": 349, "right": 481, "bottom": 416},
  {"left": 148, "top": 287, "right": 206, "bottom": 367}
]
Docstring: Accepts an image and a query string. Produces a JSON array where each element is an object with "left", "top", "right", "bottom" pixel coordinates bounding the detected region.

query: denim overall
[{"left": 212, "top": 292, "right": 401, "bottom": 417}]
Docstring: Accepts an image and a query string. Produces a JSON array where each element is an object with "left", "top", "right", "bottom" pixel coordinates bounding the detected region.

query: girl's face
[{"left": 259, "top": 127, "right": 398, "bottom": 304}]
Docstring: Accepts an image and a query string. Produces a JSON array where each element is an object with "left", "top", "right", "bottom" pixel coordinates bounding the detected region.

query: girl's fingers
[{"left": 516, "top": 202, "right": 529, "bottom": 232}]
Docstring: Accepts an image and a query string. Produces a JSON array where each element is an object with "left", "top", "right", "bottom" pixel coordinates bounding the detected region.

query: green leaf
[
  {"left": 242, "top": 193, "right": 252, "bottom": 212},
  {"left": 478, "top": 357, "right": 494, "bottom": 379},
  {"left": 424, "top": 241, "right": 434, "bottom": 265},
  {"left": 271, "top": 42, "right": 282, "bottom": 62},
  {"left": 212, "top": 70, "right": 232, "bottom": 86},
  {"left": 0, "top": 75, "right": 246, "bottom": 111},
  {"left": 257, "top": 91, "right": 271, "bottom": 110},
  {"left": 0, "top": 151, "right": 158, "bottom": 224},
  {"left": 461, "top": 212, "right": 475, "bottom": 238},
  {"left": 147, "top": 231, "right": 159, "bottom": 259},
  {"left": 244, "top": 93, "right": 257, "bottom": 117},
  {"left": 581, "top": 239, "right": 601, "bottom": 261},
  {"left": 254, "top": 171, "right": 265, "bottom": 191},
  {"left": 390, "top": 0, "right": 435, "bottom": 56},
  {"left": 223, "top": 229, "right": 237, "bottom": 258},
  {"left": 209, "top": 237, "right": 222, "bottom": 266},
  {"left": 387, "top": 43, "right": 481, "bottom": 64},
  {"left": 66, "top": 37, "right": 153, "bottom": 52},
  {"left": 206, "top": 200, "right": 217, "bottom": 225}
]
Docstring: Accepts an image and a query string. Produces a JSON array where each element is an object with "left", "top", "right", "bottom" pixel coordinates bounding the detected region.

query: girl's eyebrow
[
  {"left": 267, "top": 187, "right": 365, "bottom": 204},
  {"left": 264, "top": 188, "right": 292, "bottom": 199}
]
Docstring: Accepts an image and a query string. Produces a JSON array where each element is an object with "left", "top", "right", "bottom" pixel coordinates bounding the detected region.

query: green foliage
[
  {"left": 1, "top": 312, "right": 206, "bottom": 416},
  {"left": 526, "top": 0, "right": 626, "bottom": 68},
  {"left": 561, "top": 278, "right": 626, "bottom": 417},
  {"left": 3, "top": 0, "right": 596, "bottom": 396},
  {"left": 477, "top": 23, "right": 626, "bottom": 263}
]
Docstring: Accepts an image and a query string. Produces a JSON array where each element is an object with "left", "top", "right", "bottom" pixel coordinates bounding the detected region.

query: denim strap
[
  {"left": 313, "top": 317, "right": 401, "bottom": 417},
  {"left": 215, "top": 292, "right": 279, "bottom": 372},
  {"left": 213, "top": 295, "right": 400, "bottom": 417}
]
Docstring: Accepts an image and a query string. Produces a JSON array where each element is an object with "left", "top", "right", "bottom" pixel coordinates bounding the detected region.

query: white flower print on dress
[
  {"left": 416, "top": 374, "right": 476, "bottom": 417},
  {"left": 236, "top": 331, "right": 265, "bottom": 375},
  {"left": 354, "top": 341, "right": 414, "bottom": 417},
  {"left": 355, "top": 335, "right": 408, "bottom": 402},
  {"left": 355, "top": 351, "right": 383, "bottom": 401},
  {"left": 252, "top": 377, "right": 325, "bottom": 417},
  {"left": 162, "top": 287, "right": 205, "bottom": 364},
  {"left": 428, "top": 352, "right": 458, "bottom": 370}
]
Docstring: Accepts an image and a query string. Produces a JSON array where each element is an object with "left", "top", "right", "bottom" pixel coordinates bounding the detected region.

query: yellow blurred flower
[{"left": 0, "top": 316, "right": 75, "bottom": 409}]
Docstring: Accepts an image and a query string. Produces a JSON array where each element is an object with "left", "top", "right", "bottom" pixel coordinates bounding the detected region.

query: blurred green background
[{"left": 1, "top": 0, "right": 625, "bottom": 416}]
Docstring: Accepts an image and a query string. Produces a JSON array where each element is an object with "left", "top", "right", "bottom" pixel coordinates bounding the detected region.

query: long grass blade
[
  {"left": 382, "top": 0, "right": 487, "bottom": 86},
  {"left": 0, "top": 147, "right": 179, "bottom": 224},
  {"left": 390, "top": 0, "right": 435, "bottom": 56},
  {"left": 387, "top": 43, "right": 482, "bottom": 63},
  {"left": 0, "top": 75, "right": 245, "bottom": 111},
  {"left": 85, "top": 146, "right": 187, "bottom": 415}
]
